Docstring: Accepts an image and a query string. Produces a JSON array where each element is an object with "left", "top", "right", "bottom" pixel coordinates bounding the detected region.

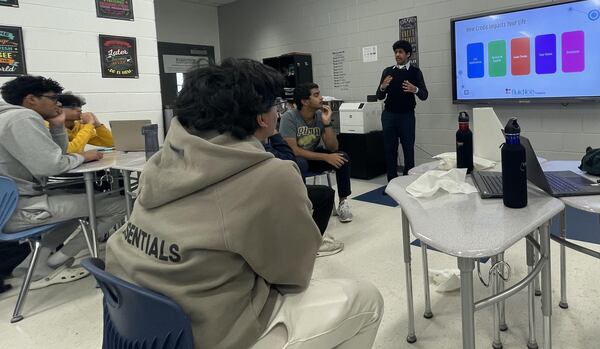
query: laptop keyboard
[
  {"left": 545, "top": 173, "right": 581, "bottom": 192},
  {"left": 481, "top": 174, "right": 503, "bottom": 194}
]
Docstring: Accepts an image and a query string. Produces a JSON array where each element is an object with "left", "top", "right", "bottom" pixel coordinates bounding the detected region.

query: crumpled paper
[
  {"left": 406, "top": 168, "right": 478, "bottom": 198},
  {"left": 433, "top": 152, "right": 496, "bottom": 171}
]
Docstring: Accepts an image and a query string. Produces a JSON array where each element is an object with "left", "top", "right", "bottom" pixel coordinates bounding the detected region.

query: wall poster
[
  {"left": 0, "top": 25, "right": 26, "bottom": 76},
  {"left": 399, "top": 16, "right": 419, "bottom": 66},
  {"left": 95, "top": 0, "right": 134, "bottom": 21},
  {"left": 0, "top": 0, "right": 19, "bottom": 7},
  {"left": 99, "top": 35, "right": 138, "bottom": 78}
]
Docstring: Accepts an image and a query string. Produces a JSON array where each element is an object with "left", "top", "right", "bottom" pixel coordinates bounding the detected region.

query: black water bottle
[
  {"left": 456, "top": 111, "right": 473, "bottom": 173},
  {"left": 501, "top": 118, "right": 527, "bottom": 208}
]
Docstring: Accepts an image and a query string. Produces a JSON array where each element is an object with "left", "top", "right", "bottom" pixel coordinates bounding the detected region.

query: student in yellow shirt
[{"left": 57, "top": 92, "right": 113, "bottom": 153}]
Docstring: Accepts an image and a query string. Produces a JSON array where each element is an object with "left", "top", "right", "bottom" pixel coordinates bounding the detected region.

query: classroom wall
[
  {"left": 154, "top": 0, "right": 221, "bottom": 62},
  {"left": 218, "top": 0, "right": 600, "bottom": 163},
  {"left": 0, "top": 0, "right": 164, "bottom": 139}
]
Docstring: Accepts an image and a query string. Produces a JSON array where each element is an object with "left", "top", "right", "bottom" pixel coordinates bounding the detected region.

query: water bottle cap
[
  {"left": 504, "top": 117, "right": 521, "bottom": 135},
  {"left": 458, "top": 111, "right": 469, "bottom": 123}
]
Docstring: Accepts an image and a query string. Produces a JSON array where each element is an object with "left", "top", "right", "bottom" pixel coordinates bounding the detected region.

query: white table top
[
  {"left": 386, "top": 175, "right": 564, "bottom": 258},
  {"left": 68, "top": 151, "right": 146, "bottom": 173},
  {"left": 408, "top": 156, "right": 547, "bottom": 176},
  {"left": 541, "top": 160, "right": 600, "bottom": 213}
]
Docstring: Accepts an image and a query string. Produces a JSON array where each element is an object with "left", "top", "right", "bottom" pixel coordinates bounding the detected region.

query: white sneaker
[
  {"left": 337, "top": 200, "right": 353, "bottom": 223},
  {"left": 317, "top": 236, "right": 344, "bottom": 257}
]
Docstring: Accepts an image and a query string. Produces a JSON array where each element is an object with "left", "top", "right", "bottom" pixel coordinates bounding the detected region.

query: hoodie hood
[
  {"left": 0, "top": 101, "right": 31, "bottom": 116},
  {"left": 137, "top": 117, "right": 273, "bottom": 208}
]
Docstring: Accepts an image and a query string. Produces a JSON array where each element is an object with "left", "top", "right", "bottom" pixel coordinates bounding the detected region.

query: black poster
[
  {"left": 399, "top": 16, "right": 419, "bottom": 67},
  {"left": 95, "top": 0, "right": 134, "bottom": 21},
  {"left": 99, "top": 35, "right": 138, "bottom": 78},
  {"left": 0, "top": 26, "right": 26, "bottom": 76},
  {"left": 0, "top": 0, "right": 19, "bottom": 7}
]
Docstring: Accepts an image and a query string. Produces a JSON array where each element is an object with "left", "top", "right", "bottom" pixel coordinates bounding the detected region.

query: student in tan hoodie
[{"left": 106, "top": 58, "right": 383, "bottom": 349}]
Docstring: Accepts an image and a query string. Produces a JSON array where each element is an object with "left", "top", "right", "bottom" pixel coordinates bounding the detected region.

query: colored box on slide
[
  {"left": 467, "top": 42, "right": 484, "bottom": 78},
  {"left": 562, "top": 31, "right": 584, "bottom": 73},
  {"left": 511, "top": 37, "right": 531, "bottom": 75},
  {"left": 535, "top": 34, "right": 556, "bottom": 74},
  {"left": 488, "top": 40, "right": 507, "bottom": 77}
]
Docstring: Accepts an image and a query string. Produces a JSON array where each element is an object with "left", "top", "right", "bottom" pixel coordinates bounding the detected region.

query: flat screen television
[{"left": 451, "top": 0, "right": 600, "bottom": 103}]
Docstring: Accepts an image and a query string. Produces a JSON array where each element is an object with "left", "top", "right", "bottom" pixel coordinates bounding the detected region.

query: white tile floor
[{"left": 2, "top": 175, "right": 600, "bottom": 348}]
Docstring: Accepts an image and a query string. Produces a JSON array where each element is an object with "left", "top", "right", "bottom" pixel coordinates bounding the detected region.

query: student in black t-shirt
[{"left": 376, "top": 40, "right": 428, "bottom": 180}]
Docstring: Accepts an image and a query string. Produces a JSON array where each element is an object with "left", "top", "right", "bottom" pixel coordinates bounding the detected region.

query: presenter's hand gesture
[
  {"left": 402, "top": 80, "right": 418, "bottom": 93},
  {"left": 321, "top": 105, "right": 332, "bottom": 125},
  {"left": 380, "top": 75, "right": 393, "bottom": 90}
]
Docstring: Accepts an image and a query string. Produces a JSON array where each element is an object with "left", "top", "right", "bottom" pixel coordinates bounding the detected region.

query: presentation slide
[{"left": 453, "top": 0, "right": 600, "bottom": 101}]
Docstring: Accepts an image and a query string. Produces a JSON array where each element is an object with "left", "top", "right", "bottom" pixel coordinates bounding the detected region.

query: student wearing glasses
[
  {"left": 56, "top": 92, "right": 113, "bottom": 153},
  {"left": 0, "top": 75, "right": 125, "bottom": 282}
]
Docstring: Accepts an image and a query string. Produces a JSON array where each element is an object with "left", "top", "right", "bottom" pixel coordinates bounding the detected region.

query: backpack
[{"left": 579, "top": 146, "right": 600, "bottom": 176}]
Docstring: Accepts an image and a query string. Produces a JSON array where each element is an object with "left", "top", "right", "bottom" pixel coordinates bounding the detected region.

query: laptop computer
[
  {"left": 109, "top": 120, "right": 151, "bottom": 152},
  {"left": 473, "top": 107, "right": 504, "bottom": 162},
  {"left": 472, "top": 136, "right": 600, "bottom": 198}
]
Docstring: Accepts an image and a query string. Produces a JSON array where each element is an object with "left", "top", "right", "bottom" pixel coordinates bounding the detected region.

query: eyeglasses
[
  {"left": 37, "top": 94, "right": 60, "bottom": 103},
  {"left": 272, "top": 97, "right": 287, "bottom": 113}
]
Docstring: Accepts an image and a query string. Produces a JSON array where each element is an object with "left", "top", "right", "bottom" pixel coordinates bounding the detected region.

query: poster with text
[
  {"left": 95, "top": 0, "right": 134, "bottom": 21},
  {"left": 99, "top": 35, "right": 138, "bottom": 78},
  {"left": 0, "top": 0, "right": 19, "bottom": 7},
  {"left": 399, "top": 16, "right": 419, "bottom": 67},
  {"left": 0, "top": 26, "right": 26, "bottom": 76}
]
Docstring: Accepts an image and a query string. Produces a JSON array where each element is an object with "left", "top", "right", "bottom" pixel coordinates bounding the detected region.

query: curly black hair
[
  {"left": 392, "top": 40, "right": 413, "bottom": 55},
  {"left": 175, "top": 58, "right": 284, "bottom": 140},
  {"left": 57, "top": 92, "right": 86, "bottom": 108},
  {"left": 1, "top": 75, "right": 63, "bottom": 106},
  {"left": 294, "top": 82, "right": 319, "bottom": 111}
]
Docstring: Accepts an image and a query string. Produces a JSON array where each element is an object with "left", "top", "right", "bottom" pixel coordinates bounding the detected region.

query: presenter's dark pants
[
  {"left": 382, "top": 110, "right": 416, "bottom": 180},
  {"left": 296, "top": 148, "right": 351, "bottom": 200},
  {"left": 306, "top": 185, "right": 335, "bottom": 235}
]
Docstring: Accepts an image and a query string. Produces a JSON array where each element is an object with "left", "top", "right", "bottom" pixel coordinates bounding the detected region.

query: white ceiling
[{"left": 179, "top": 0, "right": 239, "bottom": 6}]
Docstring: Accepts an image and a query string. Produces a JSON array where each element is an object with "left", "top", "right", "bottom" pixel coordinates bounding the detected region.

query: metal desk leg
[
  {"left": 421, "top": 242, "right": 433, "bottom": 319},
  {"left": 498, "top": 252, "right": 507, "bottom": 331},
  {"left": 534, "top": 229, "right": 542, "bottom": 296},
  {"left": 491, "top": 255, "right": 503, "bottom": 349},
  {"left": 526, "top": 233, "right": 539, "bottom": 349},
  {"left": 559, "top": 210, "right": 569, "bottom": 309},
  {"left": 83, "top": 172, "right": 98, "bottom": 258},
  {"left": 122, "top": 170, "right": 133, "bottom": 219},
  {"left": 402, "top": 211, "right": 417, "bottom": 343},
  {"left": 540, "top": 222, "right": 553, "bottom": 349},
  {"left": 458, "top": 257, "right": 476, "bottom": 349}
]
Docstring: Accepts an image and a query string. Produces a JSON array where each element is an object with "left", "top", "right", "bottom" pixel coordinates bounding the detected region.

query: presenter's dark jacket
[{"left": 376, "top": 64, "right": 428, "bottom": 112}]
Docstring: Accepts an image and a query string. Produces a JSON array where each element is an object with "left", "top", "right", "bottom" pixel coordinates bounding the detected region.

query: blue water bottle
[{"left": 501, "top": 118, "right": 527, "bottom": 208}]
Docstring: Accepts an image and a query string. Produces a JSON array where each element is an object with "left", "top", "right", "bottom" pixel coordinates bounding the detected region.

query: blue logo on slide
[{"left": 589, "top": 9, "right": 600, "bottom": 21}]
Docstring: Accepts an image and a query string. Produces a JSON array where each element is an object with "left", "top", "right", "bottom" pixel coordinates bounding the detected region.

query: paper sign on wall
[
  {"left": 99, "top": 35, "right": 139, "bottom": 78},
  {"left": 162, "top": 55, "right": 209, "bottom": 74},
  {"left": 399, "top": 16, "right": 419, "bottom": 66},
  {"left": 96, "top": 0, "right": 134, "bottom": 21},
  {"left": 362, "top": 46, "right": 378, "bottom": 62},
  {"left": 0, "top": 25, "right": 26, "bottom": 76}
]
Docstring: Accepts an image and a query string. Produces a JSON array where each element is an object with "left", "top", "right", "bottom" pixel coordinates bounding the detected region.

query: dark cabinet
[
  {"left": 338, "top": 131, "right": 386, "bottom": 179},
  {"left": 263, "top": 53, "right": 313, "bottom": 102}
]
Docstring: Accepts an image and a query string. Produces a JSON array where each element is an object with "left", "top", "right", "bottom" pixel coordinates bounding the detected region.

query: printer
[{"left": 339, "top": 102, "right": 383, "bottom": 134}]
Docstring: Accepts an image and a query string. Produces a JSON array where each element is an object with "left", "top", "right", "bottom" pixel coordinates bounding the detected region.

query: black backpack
[{"left": 579, "top": 146, "right": 600, "bottom": 176}]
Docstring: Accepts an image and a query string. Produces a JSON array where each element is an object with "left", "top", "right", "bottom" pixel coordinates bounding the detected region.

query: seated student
[
  {"left": 280, "top": 83, "right": 354, "bottom": 223},
  {"left": 57, "top": 92, "right": 113, "bottom": 153},
  {"left": 262, "top": 125, "right": 344, "bottom": 257},
  {"left": 106, "top": 58, "right": 383, "bottom": 349},
  {"left": 0, "top": 75, "right": 126, "bottom": 270}
]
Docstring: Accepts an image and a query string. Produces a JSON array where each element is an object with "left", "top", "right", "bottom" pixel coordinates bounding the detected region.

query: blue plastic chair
[
  {"left": 0, "top": 176, "right": 76, "bottom": 323},
  {"left": 80, "top": 258, "right": 194, "bottom": 349}
]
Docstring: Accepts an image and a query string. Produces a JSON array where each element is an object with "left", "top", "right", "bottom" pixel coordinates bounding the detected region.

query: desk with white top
[
  {"left": 386, "top": 175, "right": 564, "bottom": 349},
  {"left": 541, "top": 160, "right": 600, "bottom": 310},
  {"left": 67, "top": 151, "right": 145, "bottom": 256}
]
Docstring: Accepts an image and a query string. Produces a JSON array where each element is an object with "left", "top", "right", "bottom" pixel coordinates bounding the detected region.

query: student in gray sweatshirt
[{"left": 0, "top": 75, "right": 125, "bottom": 268}]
